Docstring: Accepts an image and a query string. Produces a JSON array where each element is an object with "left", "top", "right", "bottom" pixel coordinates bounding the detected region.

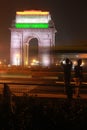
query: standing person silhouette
[
  {"left": 74, "top": 59, "right": 83, "bottom": 97},
  {"left": 61, "top": 58, "right": 73, "bottom": 100},
  {"left": 1, "top": 83, "right": 16, "bottom": 129}
]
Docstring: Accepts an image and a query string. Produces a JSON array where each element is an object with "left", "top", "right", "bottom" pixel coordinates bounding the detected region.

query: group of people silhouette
[{"left": 61, "top": 58, "right": 83, "bottom": 100}]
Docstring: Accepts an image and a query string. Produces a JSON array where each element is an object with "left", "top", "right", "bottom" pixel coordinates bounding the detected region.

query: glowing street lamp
[
  {"left": 16, "top": 54, "right": 20, "bottom": 65},
  {"left": 0, "top": 61, "right": 2, "bottom": 65},
  {"left": 31, "top": 59, "right": 39, "bottom": 66}
]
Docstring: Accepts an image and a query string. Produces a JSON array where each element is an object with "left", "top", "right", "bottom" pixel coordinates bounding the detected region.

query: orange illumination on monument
[{"left": 16, "top": 10, "right": 49, "bottom": 15}]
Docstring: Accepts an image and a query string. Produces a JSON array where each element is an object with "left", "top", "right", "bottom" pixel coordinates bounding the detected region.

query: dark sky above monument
[{"left": 0, "top": 0, "right": 87, "bottom": 61}]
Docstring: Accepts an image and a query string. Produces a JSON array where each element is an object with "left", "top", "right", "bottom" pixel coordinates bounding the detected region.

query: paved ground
[
  {"left": 0, "top": 78, "right": 87, "bottom": 100},
  {"left": 1, "top": 83, "right": 86, "bottom": 100},
  {"left": 27, "top": 85, "right": 87, "bottom": 100}
]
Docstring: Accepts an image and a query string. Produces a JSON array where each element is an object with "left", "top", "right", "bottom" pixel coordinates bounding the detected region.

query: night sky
[{"left": 0, "top": 0, "right": 87, "bottom": 62}]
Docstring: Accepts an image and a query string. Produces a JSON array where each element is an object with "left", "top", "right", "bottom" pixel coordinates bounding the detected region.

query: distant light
[
  {"left": 30, "top": 59, "right": 39, "bottom": 66},
  {"left": 8, "top": 64, "right": 11, "bottom": 67},
  {"left": 25, "top": 61, "right": 28, "bottom": 65},
  {"left": 12, "top": 53, "right": 20, "bottom": 65},
  {"left": 81, "top": 61, "right": 85, "bottom": 66},
  {"left": 62, "top": 60, "right": 66, "bottom": 64},
  {"left": 73, "top": 61, "right": 77, "bottom": 66},
  {"left": 42, "top": 55, "right": 50, "bottom": 66}
]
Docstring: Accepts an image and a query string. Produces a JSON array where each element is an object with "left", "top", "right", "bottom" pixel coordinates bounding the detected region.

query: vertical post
[
  {"left": 21, "top": 31, "right": 23, "bottom": 66},
  {"left": 24, "top": 44, "right": 26, "bottom": 65},
  {"left": 27, "top": 43, "right": 29, "bottom": 65}
]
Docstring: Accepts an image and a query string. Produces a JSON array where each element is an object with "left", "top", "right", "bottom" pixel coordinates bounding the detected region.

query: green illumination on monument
[
  {"left": 15, "top": 23, "right": 49, "bottom": 28},
  {"left": 10, "top": 10, "right": 56, "bottom": 66}
]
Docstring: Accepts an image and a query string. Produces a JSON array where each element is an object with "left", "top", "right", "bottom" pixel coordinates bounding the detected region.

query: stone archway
[
  {"left": 29, "top": 38, "right": 38, "bottom": 64},
  {"left": 24, "top": 37, "right": 39, "bottom": 65},
  {"left": 10, "top": 10, "right": 56, "bottom": 66}
]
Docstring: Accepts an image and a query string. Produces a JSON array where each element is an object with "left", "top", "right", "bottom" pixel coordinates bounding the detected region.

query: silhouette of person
[
  {"left": 74, "top": 59, "right": 83, "bottom": 97},
  {"left": 3, "top": 83, "right": 12, "bottom": 108},
  {"left": 1, "top": 83, "right": 16, "bottom": 129},
  {"left": 61, "top": 58, "right": 73, "bottom": 100}
]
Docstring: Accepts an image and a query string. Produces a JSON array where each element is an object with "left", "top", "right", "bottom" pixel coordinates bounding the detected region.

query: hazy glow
[
  {"left": 30, "top": 59, "right": 39, "bottom": 66},
  {"left": 16, "top": 10, "right": 49, "bottom": 15},
  {"left": 81, "top": 61, "right": 85, "bottom": 66},
  {"left": 73, "top": 61, "right": 77, "bottom": 66},
  {"left": 42, "top": 55, "right": 50, "bottom": 66},
  {"left": 15, "top": 23, "right": 49, "bottom": 28},
  {"left": 78, "top": 54, "right": 87, "bottom": 58},
  {"left": 12, "top": 53, "right": 20, "bottom": 65},
  {"left": 72, "top": 60, "right": 85, "bottom": 71}
]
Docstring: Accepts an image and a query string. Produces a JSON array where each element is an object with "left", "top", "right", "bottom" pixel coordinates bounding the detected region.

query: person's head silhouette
[
  {"left": 65, "top": 58, "right": 70, "bottom": 64},
  {"left": 77, "top": 59, "right": 82, "bottom": 66}
]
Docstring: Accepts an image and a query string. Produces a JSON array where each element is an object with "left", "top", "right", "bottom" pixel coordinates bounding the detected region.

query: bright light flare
[
  {"left": 42, "top": 55, "right": 50, "bottom": 66},
  {"left": 30, "top": 59, "right": 39, "bottom": 66},
  {"left": 13, "top": 53, "right": 20, "bottom": 65}
]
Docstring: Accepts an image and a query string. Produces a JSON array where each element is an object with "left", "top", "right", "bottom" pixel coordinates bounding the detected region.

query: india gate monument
[{"left": 10, "top": 10, "right": 56, "bottom": 66}]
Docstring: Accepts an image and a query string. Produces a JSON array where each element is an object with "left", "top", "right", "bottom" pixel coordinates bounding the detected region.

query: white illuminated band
[{"left": 16, "top": 15, "right": 51, "bottom": 23}]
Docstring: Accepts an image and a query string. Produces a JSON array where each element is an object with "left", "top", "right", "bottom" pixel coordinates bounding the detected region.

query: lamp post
[
  {"left": 19, "top": 30, "right": 23, "bottom": 66},
  {"left": 21, "top": 31, "right": 23, "bottom": 66},
  {"left": 16, "top": 54, "right": 20, "bottom": 65}
]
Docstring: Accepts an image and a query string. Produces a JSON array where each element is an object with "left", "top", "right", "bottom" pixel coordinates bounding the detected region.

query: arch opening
[{"left": 28, "top": 38, "right": 39, "bottom": 65}]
